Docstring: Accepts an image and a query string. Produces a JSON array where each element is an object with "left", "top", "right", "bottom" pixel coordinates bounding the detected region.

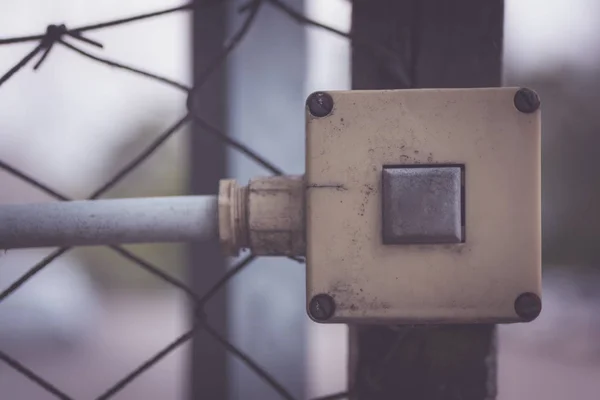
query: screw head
[
  {"left": 514, "top": 292, "right": 542, "bottom": 321},
  {"left": 307, "top": 92, "right": 334, "bottom": 118},
  {"left": 308, "top": 294, "right": 335, "bottom": 321},
  {"left": 514, "top": 88, "right": 540, "bottom": 113}
]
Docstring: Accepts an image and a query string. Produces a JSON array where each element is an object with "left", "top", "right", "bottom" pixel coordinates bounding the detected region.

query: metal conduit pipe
[{"left": 0, "top": 196, "right": 218, "bottom": 249}]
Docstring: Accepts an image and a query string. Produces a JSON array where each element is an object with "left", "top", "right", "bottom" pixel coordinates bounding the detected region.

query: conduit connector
[{"left": 218, "top": 175, "right": 305, "bottom": 256}]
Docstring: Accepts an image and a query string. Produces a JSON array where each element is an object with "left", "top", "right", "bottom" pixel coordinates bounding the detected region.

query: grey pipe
[{"left": 0, "top": 196, "right": 218, "bottom": 249}]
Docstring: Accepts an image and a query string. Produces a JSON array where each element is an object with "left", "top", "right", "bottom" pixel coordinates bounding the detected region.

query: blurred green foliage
[{"left": 76, "top": 110, "right": 191, "bottom": 290}]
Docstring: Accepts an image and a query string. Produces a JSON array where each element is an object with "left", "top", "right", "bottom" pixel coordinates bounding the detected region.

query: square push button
[{"left": 382, "top": 166, "right": 463, "bottom": 244}]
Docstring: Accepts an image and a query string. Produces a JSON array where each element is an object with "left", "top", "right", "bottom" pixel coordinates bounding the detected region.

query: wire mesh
[{"left": 0, "top": 0, "right": 405, "bottom": 398}]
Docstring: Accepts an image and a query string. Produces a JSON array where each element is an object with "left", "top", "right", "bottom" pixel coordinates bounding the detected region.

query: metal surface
[
  {"left": 218, "top": 179, "right": 248, "bottom": 255},
  {"left": 308, "top": 294, "right": 335, "bottom": 321},
  {"left": 514, "top": 292, "right": 542, "bottom": 321},
  {"left": 306, "top": 88, "right": 541, "bottom": 324},
  {"left": 0, "top": 196, "right": 217, "bottom": 249},
  {"left": 350, "top": 2, "right": 503, "bottom": 398},
  {"left": 382, "top": 166, "right": 463, "bottom": 244},
  {"left": 189, "top": 1, "right": 228, "bottom": 397},
  {"left": 306, "top": 91, "right": 334, "bottom": 118},
  {"left": 218, "top": 176, "right": 305, "bottom": 256},
  {"left": 247, "top": 175, "right": 305, "bottom": 256},
  {"left": 514, "top": 87, "right": 541, "bottom": 114}
]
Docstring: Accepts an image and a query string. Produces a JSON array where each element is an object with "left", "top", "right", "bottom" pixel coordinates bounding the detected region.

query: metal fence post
[
  {"left": 189, "top": 1, "right": 229, "bottom": 398},
  {"left": 350, "top": 0, "right": 503, "bottom": 399}
]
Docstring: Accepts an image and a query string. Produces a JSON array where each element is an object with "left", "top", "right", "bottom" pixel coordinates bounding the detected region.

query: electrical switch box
[{"left": 305, "top": 88, "right": 541, "bottom": 324}]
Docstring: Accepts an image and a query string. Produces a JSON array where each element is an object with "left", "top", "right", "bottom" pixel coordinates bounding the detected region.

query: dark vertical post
[
  {"left": 350, "top": 0, "right": 503, "bottom": 399},
  {"left": 188, "top": 1, "right": 228, "bottom": 399}
]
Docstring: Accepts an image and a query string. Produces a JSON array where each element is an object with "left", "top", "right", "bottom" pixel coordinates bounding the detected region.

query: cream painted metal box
[{"left": 305, "top": 88, "right": 541, "bottom": 324}]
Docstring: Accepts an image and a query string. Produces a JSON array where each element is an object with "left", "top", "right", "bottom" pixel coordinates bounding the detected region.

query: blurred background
[{"left": 0, "top": 0, "right": 599, "bottom": 399}]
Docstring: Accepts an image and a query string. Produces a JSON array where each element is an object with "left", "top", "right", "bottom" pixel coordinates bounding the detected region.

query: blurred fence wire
[{"left": 0, "top": 0, "right": 404, "bottom": 399}]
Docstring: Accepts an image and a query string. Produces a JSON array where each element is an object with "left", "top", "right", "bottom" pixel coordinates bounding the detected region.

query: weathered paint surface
[{"left": 306, "top": 88, "right": 541, "bottom": 324}]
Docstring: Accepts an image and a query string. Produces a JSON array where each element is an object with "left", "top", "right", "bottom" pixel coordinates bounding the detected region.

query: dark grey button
[{"left": 382, "top": 166, "right": 463, "bottom": 244}]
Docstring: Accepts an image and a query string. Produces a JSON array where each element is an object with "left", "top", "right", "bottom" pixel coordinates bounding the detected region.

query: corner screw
[
  {"left": 307, "top": 92, "right": 334, "bottom": 118},
  {"left": 309, "top": 294, "right": 335, "bottom": 321},
  {"left": 514, "top": 88, "right": 540, "bottom": 113},
  {"left": 514, "top": 292, "right": 542, "bottom": 321}
]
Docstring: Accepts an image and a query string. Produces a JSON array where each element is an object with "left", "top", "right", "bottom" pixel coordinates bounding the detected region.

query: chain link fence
[{"left": 0, "top": 1, "right": 408, "bottom": 399}]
